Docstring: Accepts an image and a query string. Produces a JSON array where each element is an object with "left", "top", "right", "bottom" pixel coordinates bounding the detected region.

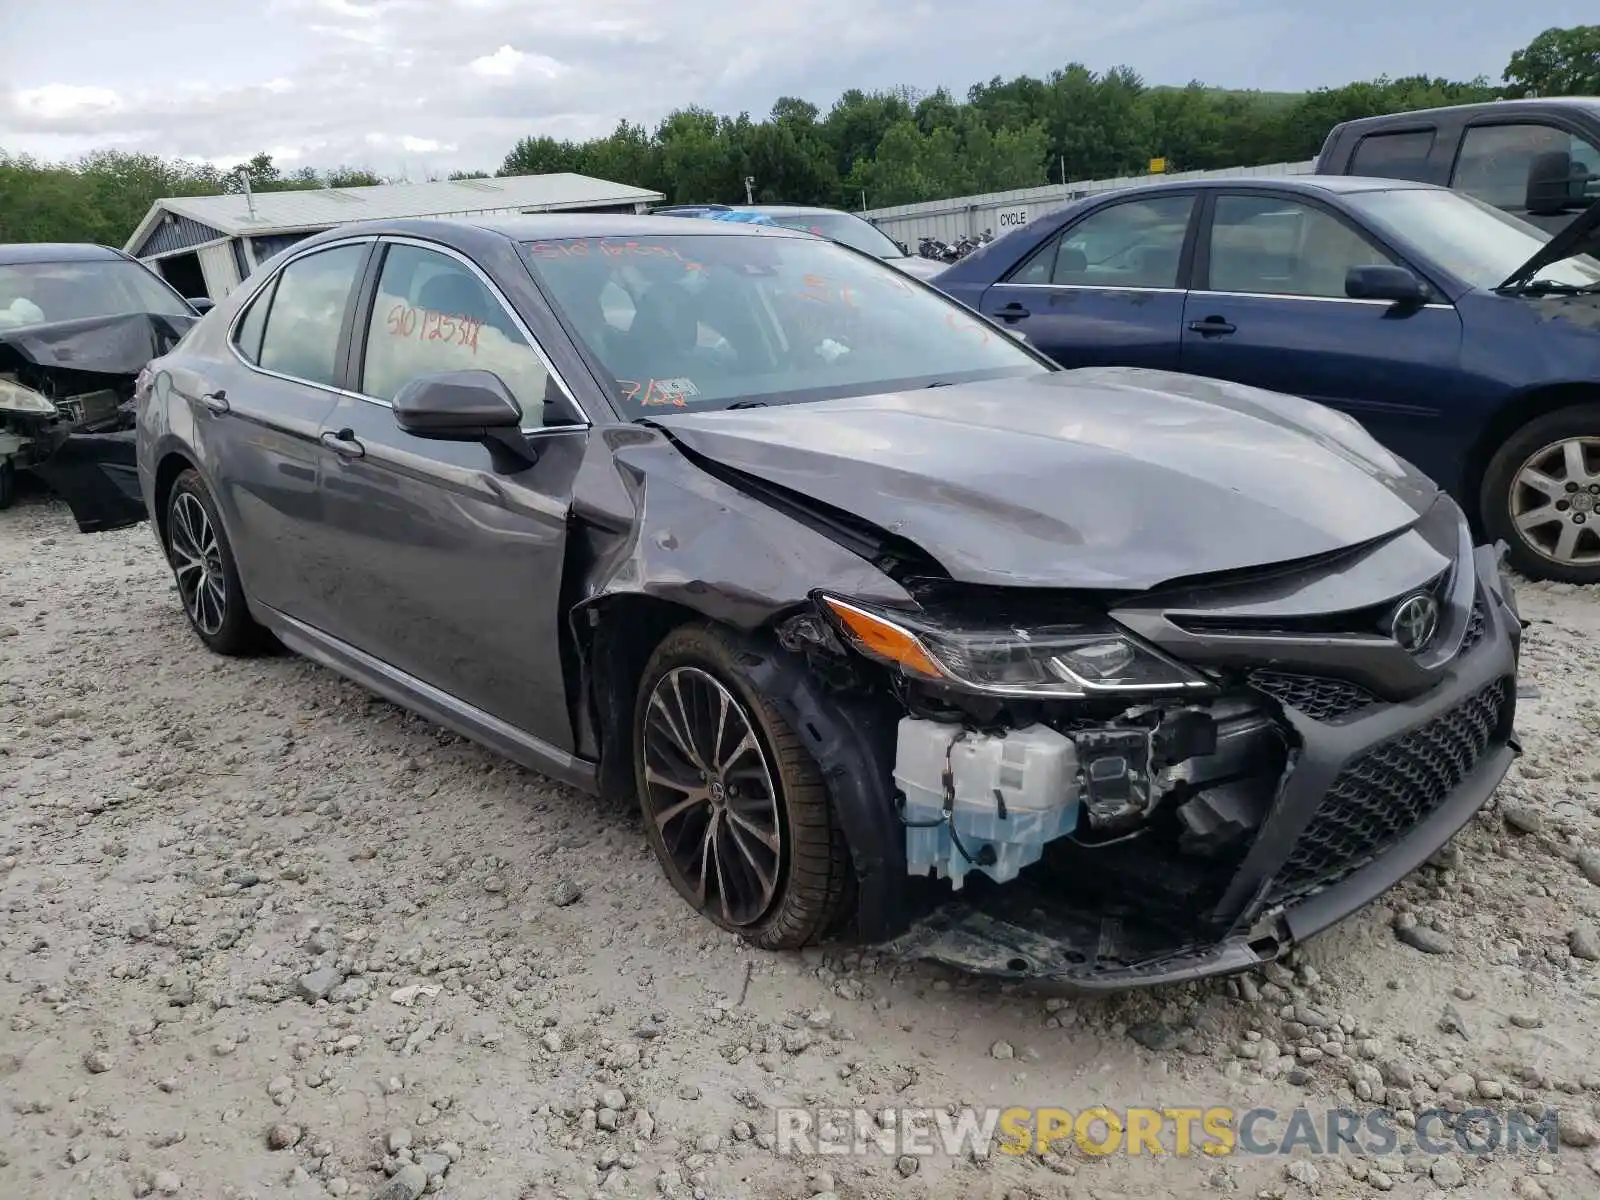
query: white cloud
[
  {"left": 468, "top": 45, "right": 566, "bottom": 80},
  {"left": 14, "top": 84, "right": 123, "bottom": 121}
]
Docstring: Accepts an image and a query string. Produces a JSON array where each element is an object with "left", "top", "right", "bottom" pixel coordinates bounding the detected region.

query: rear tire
[
  {"left": 164, "top": 469, "right": 268, "bottom": 656},
  {"left": 1481, "top": 404, "right": 1600, "bottom": 585},
  {"left": 633, "top": 623, "right": 851, "bottom": 950}
]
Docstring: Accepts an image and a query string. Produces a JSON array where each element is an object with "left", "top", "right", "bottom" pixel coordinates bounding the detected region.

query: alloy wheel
[
  {"left": 169, "top": 491, "right": 227, "bottom": 636},
  {"left": 1509, "top": 437, "right": 1600, "bottom": 567},
  {"left": 640, "top": 666, "right": 783, "bottom": 927}
]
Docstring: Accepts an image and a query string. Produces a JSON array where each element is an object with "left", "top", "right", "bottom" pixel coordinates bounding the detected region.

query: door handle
[
  {"left": 1188, "top": 317, "right": 1237, "bottom": 337},
  {"left": 319, "top": 429, "right": 365, "bottom": 459},
  {"left": 994, "top": 301, "right": 1031, "bottom": 321},
  {"left": 200, "top": 389, "right": 230, "bottom": 415}
]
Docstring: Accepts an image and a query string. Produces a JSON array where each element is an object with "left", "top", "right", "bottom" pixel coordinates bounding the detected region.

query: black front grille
[
  {"left": 1267, "top": 677, "right": 1510, "bottom": 904},
  {"left": 1250, "top": 671, "right": 1376, "bottom": 721},
  {"left": 1460, "top": 601, "right": 1488, "bottom": 654}
]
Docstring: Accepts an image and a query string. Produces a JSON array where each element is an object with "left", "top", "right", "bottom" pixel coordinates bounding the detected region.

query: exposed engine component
[{"left": 893, "top": 697, "right": 1281, "bottom": 888}]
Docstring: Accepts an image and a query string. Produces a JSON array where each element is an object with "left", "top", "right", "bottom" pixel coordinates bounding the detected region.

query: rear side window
[
  {"left": 257, "top": 244, "right": 367, "bottom": 387},
  {"left": 1349, "top": 129, "right": 1436, "bottom": 181},
  {"left": 1009, "top": 195, "right": 1194, "bottom": 288},
  {"left": 232, "top": 277, "right": 276, "bottom": 365}
]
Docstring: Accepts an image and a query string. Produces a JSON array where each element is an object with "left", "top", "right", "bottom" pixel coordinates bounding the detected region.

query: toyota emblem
[{"left": 1389, "top": 592, "right": 1440, "bottom": 654}]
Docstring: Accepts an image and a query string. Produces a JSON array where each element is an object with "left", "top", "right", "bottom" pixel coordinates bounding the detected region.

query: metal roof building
[{"left": 124, "top": 172, "right": 665, "bottom": 302}]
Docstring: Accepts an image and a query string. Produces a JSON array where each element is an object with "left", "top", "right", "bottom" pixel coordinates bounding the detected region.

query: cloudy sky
[{"left": 0, "top": 0, "right": 1591, "bottom": 177}]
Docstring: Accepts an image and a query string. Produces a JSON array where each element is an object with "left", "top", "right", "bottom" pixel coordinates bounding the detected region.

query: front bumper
[{"left": 880, "top": 545, "right": 1519, "bottom": 990}]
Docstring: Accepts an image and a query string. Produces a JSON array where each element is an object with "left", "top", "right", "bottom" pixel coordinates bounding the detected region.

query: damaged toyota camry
[{"left": 132, "top": 214, "right": 1522, "bottom": 988}]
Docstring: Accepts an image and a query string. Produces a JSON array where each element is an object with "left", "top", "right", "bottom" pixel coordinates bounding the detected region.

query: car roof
[
  {"left": 1329, "top": 96, "right": 1600, "bottom": 131},
  {"left": 301, "top": 213, "right": 816, "bottom": 245},
  {"left": 0, "top": 242, "right": 129, "bottom": 266},
  {"left": 1068, "top": 174, "right": 1444, "bottom": 199}
]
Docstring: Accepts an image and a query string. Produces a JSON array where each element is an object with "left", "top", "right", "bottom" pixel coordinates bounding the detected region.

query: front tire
[
  {"left": 1481, "top": 404, "right": 1600, "bottom": 585},
  {"left": 633, "top": 624, "right": 851, "bottom": 949},
  {"left": 165, "top": 469, "right": 267, "bottom": 655}
]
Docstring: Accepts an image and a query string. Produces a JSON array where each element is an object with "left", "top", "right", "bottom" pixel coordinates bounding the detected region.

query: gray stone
[
  {"left": 548, "top": 879, "right": 582, "bottom": 907},
  {"left": 1430, "top": 1156, "right": 1465, "bottom": 1188},
  {"left": 1501, "top": 803, "right": 1544, "bottom": 835},
  {"left": 1576, "top": 849, "right": 1600, "bottom": 887},
  {"left": 415, "top": 1152, "right": 450, "bottom": 1178},
  {"left": 266, "top": 1123, "right": 301, "bottom": 1150},
  {"left": 1569, "top": 924, "right": 1600, "bottom": 962},
  {"left": 990, "top": 1040, "right": 1014, "bottom": 1060},
  {"left": 1396, "top": 924, "right": 1455, "bottom": 955},
  {"left": 1128, "top": 1021, "right": 1181, "bottom": 1052},
  {"left": 297, "top": 967, "right": 341, "bottom": 1002},
  {"left": 371, "top": 1164, "right": 428, "bottom": 1200},
  {"left": 1285, "top": 1159, "right": 1319, "bottom": 1188}
]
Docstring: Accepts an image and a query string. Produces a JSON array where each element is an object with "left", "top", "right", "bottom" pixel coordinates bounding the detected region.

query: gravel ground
[{"left": 4, "top": 491, "right": 1600, "bottom": 1200}]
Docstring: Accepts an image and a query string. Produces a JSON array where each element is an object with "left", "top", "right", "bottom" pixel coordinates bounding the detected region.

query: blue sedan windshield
[{"left": 1344, "top": 188, "right": 1600, "bottom": 290}]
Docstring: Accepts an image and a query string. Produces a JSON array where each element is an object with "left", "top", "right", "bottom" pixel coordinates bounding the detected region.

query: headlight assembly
[
  {"left": 818, "top": 594, "right": 1211, "bottom": 698},
  {"left": 0, "top": 378, "right": 58, "bottom": 417}
]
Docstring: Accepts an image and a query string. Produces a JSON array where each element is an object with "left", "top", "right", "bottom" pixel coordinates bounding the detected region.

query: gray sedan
[{"left": 133, "top": 213, "right": 1520, "bottom": 987}]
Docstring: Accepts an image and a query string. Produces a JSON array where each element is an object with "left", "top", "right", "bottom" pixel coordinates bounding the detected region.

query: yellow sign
[{"left": 1149, "top": 157, "right": 1167, "bottom": 174}]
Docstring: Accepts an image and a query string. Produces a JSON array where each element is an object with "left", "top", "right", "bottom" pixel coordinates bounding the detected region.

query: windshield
[
  {"left": 762, "top": 212, "right": 906, "bottom": 259},
  {"left": 1343, "top": 188, "right": 1600, "bottom": 290},
  {"left": 0, "top": 259, "right": 194, "bottom": 330},
  {"left": 523, "top": 233, "right": 1046, "bottom": 416}
]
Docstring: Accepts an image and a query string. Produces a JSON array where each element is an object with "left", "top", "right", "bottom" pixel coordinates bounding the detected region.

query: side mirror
[
  {"left": 1345, "top": 264, "right": 1427, "bottom": 306},
  {"left": 1525, "top": 150, "right": 1584, "bottom": 216},
  {"left": 392, "top": 370, "right": 535, "bottom": 464},
  {"left": 187, "top": 297, "right": 215, "bottom": 315}
]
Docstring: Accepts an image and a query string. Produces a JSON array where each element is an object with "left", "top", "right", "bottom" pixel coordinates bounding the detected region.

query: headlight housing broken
[
  {"left": 818, "top": 594, "right": 1211, "bottom": 698},
  {"left": 0, "top": 378, "right": 58, "bottom": 417}
]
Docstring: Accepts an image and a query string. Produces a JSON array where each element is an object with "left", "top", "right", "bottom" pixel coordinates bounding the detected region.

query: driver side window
[
  {"left": 1206, "top": 195, "right": 1399, "bottom": 299},
  {"left": 360, "top": 243, "right": 563, "bottom": 427}
]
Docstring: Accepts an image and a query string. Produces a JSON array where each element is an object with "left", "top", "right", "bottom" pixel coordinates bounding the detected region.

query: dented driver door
[{"left": 309, "top": 238, "right": 588, "bottom": 753}]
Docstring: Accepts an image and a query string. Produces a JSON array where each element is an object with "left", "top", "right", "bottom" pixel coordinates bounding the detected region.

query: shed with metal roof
[{"left": 124, "top": 172, "right": 665, "bottom": 301}]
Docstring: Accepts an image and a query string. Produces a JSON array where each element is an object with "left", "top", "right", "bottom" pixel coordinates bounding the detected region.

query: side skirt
[{"left": 252, "top": 603, "right": 599, "bottom": 793}]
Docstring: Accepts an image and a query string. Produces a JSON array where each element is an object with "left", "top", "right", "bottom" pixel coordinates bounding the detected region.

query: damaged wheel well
[{"left": 578, "top": 594, "right": 707, "bottom": 803}]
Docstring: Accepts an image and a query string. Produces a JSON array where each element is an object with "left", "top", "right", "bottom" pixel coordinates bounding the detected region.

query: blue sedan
[{"left": 937, "top": 177, "right": 1600, "bottom": 583}]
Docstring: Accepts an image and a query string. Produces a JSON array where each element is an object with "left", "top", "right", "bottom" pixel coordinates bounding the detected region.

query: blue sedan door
[
  {"left": 978, "top": 193, "right": 1198, "bottom": 370},
  {"left": 1178, "top": 191, "right": 1465, "bottom": 480}
]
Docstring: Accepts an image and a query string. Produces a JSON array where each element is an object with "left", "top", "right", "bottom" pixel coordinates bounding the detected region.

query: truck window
[
  {"left": 1454, "top": 123, "right": 1600, "bottom": 210},
  {"left": 1349, "top": 129, "right": 1436, "bottom": 181}
]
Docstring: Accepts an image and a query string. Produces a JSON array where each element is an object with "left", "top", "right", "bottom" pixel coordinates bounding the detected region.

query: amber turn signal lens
[{"left": 820, "top": 597, "right": 944, "bottom": 680}]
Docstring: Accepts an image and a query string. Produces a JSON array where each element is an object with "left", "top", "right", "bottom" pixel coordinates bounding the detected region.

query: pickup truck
[{"left": 1315, "top": 97, "right": 1600, "bottom": 233}]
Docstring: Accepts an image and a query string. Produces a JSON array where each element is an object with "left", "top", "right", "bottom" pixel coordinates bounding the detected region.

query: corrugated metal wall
[
  {"left": 862, "top": 160, "right": 1317, "bottom": 247},
  {"left": 133, "top": 214, "right": 228, "bottom": 258}
]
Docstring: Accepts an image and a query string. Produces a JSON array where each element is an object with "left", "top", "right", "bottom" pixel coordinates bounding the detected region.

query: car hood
[
  {"left": 1500, "top": 194, "right": 1600, "bottom": 290},
  {"left": 650, "top": 367, "right": 1440, "bottom": 590},
  {"left": 0, "top": 311, "right": 199, "bottom": 377}
]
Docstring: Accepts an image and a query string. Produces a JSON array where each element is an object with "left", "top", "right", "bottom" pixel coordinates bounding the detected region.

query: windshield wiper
[
  {"left": 1500, "top": 278, "right": 1600, "bottom": 297},
  {"left": 725, "top": 400, "right": 769, "bottom": 409}
]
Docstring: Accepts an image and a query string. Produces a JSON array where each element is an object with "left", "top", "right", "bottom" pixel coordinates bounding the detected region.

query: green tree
[{"left": 1505, "top": 25, "right": 1600, "bottom": 97}]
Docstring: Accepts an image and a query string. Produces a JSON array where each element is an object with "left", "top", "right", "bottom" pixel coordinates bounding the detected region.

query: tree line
[{"left": 1, "top": 24, "right": 1595, "bottom": 246}]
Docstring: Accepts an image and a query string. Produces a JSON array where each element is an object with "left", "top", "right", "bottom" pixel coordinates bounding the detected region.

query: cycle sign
[{"left": 995, "top": 208, "right": 1031, "bottom": 231}]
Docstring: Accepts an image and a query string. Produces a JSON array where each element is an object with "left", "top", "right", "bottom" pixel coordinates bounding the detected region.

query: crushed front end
[
  {"left": 0, "top": 312, "right": 189, "bottom": 528},
  {"left": 783, "top": 496, "right": 1520, "bottom": 988}
]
